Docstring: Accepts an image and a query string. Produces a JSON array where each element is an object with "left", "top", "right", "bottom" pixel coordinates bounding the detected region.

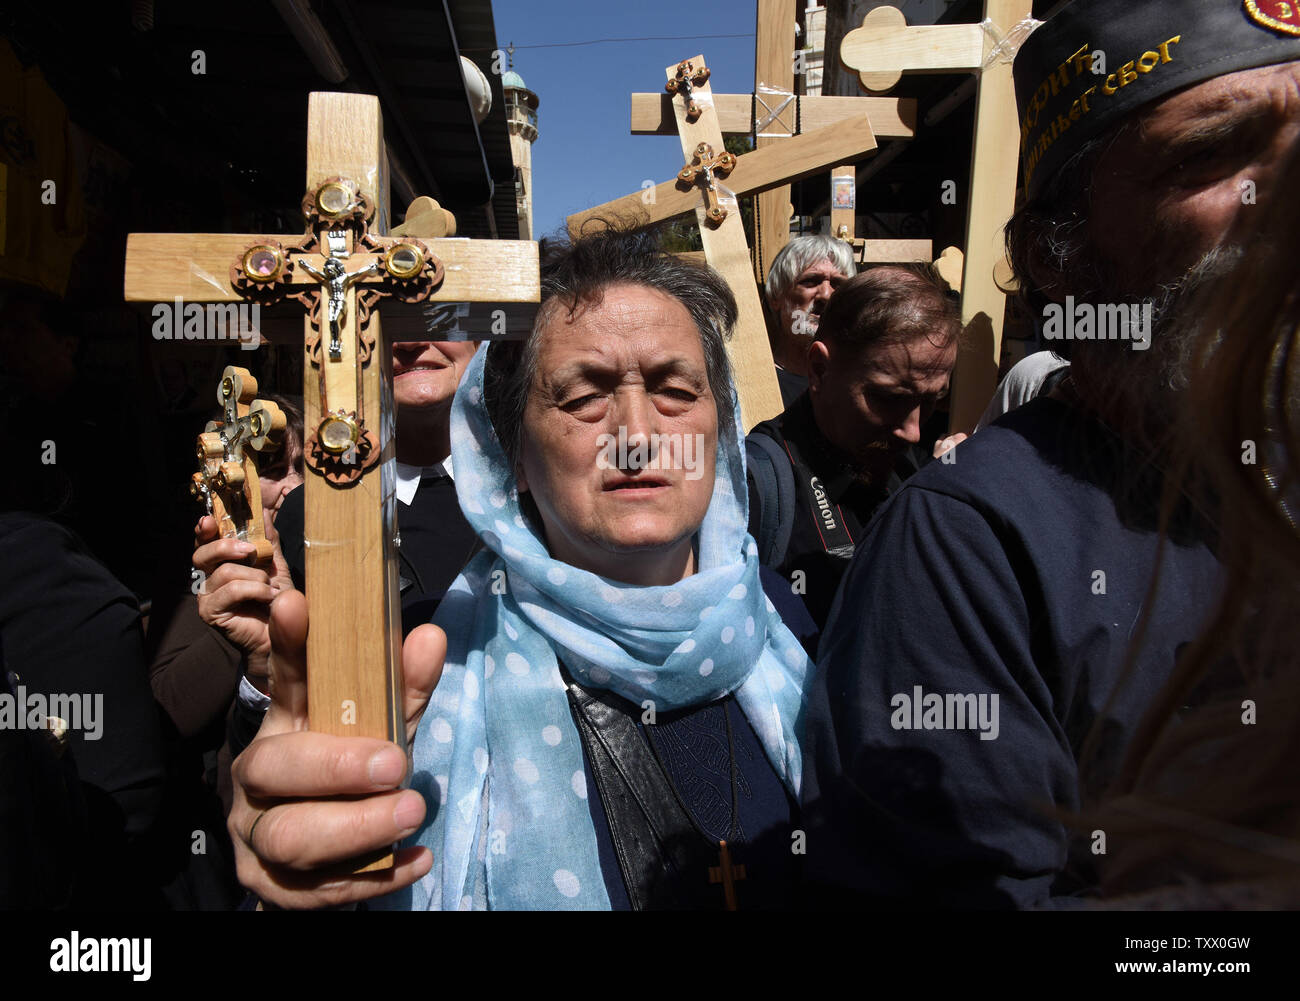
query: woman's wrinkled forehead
[
  {"left": 534, "top": 283, "right": 692, "bottom": 335},
  {"left": 527, "top": 286, "right": 709, "bottom": 380}
]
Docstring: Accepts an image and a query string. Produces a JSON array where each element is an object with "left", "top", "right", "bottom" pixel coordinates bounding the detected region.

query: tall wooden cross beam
[
  {"left": 568, "top": 55, "right": 879, "bottom": 430},
  {"left": 125, "top": 92, "right": 539, "bottom": 868},
  {"left": 840, "top": 1, "right": 1035, "bottom": 432},
  {"left": 629, "top": 91, "right": 916, "bottom": 139},
  {"left": 753, "top": 0, "right": 798, "bottom": 284}
]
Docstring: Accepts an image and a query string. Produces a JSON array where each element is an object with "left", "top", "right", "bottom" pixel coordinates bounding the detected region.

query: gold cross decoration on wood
[
  {"left": 191, "top": 366, "right": 285, "bottom": 566},
  {"left": 676, "top": 141, "right": 738, "bottom": 226},
  {"left": 839, "top": 1, "right": 1036, "bottom": 432},
  {"left": 708, "top": 839, "right": 747, "bottom": 911},
  {"left": 569, "top": 54, "right": 879, "bottom": 430},
  {"left": 125, "top": 92, "right": 540, "bottom": 870},
  {"left": 224, "top": 172, "right": 448, "bottom": 486},
  {"left": 665, "top": 58, "right": 712, "bottom": 122}
]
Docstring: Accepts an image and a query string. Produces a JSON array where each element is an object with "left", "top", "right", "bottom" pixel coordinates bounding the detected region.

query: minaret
[{"left": 502, "top": 45, "right": 540, "bottom": 240}]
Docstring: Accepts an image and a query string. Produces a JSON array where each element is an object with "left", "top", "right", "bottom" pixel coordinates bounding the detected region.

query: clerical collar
[{"left": 395, "top": 454, "right": 454, "bottom": 507}]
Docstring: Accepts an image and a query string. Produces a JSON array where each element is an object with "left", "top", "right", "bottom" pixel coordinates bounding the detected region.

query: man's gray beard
[
  {"left": 1142, "top": 243, "right": 1248, "bottom": 392},
  {"left": 1072, "top": 242, "right": 1248, "bottom": 430}
]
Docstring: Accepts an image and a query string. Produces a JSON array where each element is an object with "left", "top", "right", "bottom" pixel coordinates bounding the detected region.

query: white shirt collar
[{"left": 394, "top": 454, "right": 454, "bottom": 507}]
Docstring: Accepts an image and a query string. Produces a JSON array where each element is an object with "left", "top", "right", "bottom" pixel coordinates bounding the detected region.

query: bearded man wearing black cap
[{"left": 801, "top": 1, "right": 1300, "bottom": 908}]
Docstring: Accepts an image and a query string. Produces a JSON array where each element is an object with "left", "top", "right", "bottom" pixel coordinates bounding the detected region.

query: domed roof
[{"left": 501, "top": 69, "right": 528, "bottom": 91}]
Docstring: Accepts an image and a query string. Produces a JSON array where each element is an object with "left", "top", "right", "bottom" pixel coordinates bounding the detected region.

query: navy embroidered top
[{"left": 580, "top": 565, "right": 817, "bottom": 909}]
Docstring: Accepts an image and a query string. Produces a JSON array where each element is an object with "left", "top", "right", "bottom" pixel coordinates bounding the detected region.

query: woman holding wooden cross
[{"left": 228, "top": 227, "right": 818, "bottom": 910}]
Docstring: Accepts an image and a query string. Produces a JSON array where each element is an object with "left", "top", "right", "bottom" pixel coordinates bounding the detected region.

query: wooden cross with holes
[
  {"left": 840, "top": 1, "right": 1035, "bottom": 432},
  {"left": 125, "top": 92, "right": 540, "bottom": 869},
  {"left": 568, "top": 55, "right": 879, "bottom": 430}
]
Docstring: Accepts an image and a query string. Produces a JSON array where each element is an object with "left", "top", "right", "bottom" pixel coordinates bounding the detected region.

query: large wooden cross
[
  {"left": 840, "top": 1, "right": 1034, "bottom": 432},
  {"left": 125, "top": 92, "right": 539, "bottom": 867},
  {"left": 569, "top": 55, "right": 879, "bottom": 430},
  {"left": 629, "top": 54, "right": 925, "bottom": 262}
]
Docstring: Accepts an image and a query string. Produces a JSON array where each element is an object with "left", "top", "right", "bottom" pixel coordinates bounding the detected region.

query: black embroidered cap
[{"left": 1013, "top": 0, "right": 1300, "bottom": 200}]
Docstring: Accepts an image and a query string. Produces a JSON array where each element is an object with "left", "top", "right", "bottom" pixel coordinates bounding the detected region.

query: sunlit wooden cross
[
  {"left": 630, "top": 76, "right": 916, "bottom": 141},
  {"left": 629, "top": 9, "right": 923, "bottom": 269},
  {"left": 840, "top": 1, "right": 1036, "bottom": 432},
  {"left": 126, "top": 92, "right": 540, "bottom": 869},
  {"left": 753, "top": 0, "right": 798, "bottom": 284},
  {"left": 708, "top": 839, "right": 747, "bottom": 911},
  {"left": 191, "top": 365, "right": 285, "bottom": 566},
  {"left": 569, "top": 54, "right": 879, "bottom": 430}
]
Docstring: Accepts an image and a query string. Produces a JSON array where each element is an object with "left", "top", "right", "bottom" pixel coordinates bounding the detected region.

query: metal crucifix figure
[{"left": 299, "top": 230, "right": 381, "bottom": 359}]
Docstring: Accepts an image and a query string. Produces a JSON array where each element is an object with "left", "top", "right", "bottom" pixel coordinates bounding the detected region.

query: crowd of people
[{"left": 3, "top": 0, "right": 1298, "bottom": 910}]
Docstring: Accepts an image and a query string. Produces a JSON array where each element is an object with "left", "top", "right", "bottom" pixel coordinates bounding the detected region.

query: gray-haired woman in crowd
[{"left": 227, "top": 227, "right": 819, "bottom": 910}]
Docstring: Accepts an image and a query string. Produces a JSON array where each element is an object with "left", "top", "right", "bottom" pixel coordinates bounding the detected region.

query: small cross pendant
[{"left": 708, "top": 839, "right": 747, "bottom": 910}]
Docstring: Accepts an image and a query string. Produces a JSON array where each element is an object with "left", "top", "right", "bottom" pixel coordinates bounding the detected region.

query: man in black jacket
[
  {"left": 801, "top": 0, "right": 1300, "bottom": 907},
  {"left": 746, "top": 263, "right": 959, "bottom": 628}
]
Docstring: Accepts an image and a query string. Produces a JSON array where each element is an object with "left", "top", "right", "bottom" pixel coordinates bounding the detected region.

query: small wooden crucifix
[
  {"left": 665, "top": 59, "right": 713, "bottom": 123},
  {"left": 569, "top": 55, "right": 879, "bottom": 430},
  {"left": 708, "top": 839, "right": 747, "bottom": 911},
  {"left": 126, "top": 92, "right": 540, "bottom": 868},
  {"left": 839, "top": 1, "right": 1035, "bottom": 432},
  {"left": 191, "top": 365, "right": 285, "bottom": 566}
]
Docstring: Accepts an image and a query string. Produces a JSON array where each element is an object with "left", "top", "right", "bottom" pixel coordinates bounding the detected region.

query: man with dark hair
[
  {"left": 746, "top": 263, "right": 959, "bottom": 629},
  {"left": 802, "top": 0, "right": 1300, "bottom": 908}
]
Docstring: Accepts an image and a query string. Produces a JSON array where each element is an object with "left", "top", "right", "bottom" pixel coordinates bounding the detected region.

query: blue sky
[{"left": 489, "top": 0, "right": 763, "bottom": 240}]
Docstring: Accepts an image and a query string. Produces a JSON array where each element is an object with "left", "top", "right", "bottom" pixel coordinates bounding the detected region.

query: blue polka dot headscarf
[{"left": 384, "top": 342, "right": 811, "bottom": 910}]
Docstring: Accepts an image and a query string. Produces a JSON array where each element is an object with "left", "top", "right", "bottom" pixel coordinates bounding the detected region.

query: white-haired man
[{"left": 764, "top": 235, "right": 856, "bottom": 407}]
